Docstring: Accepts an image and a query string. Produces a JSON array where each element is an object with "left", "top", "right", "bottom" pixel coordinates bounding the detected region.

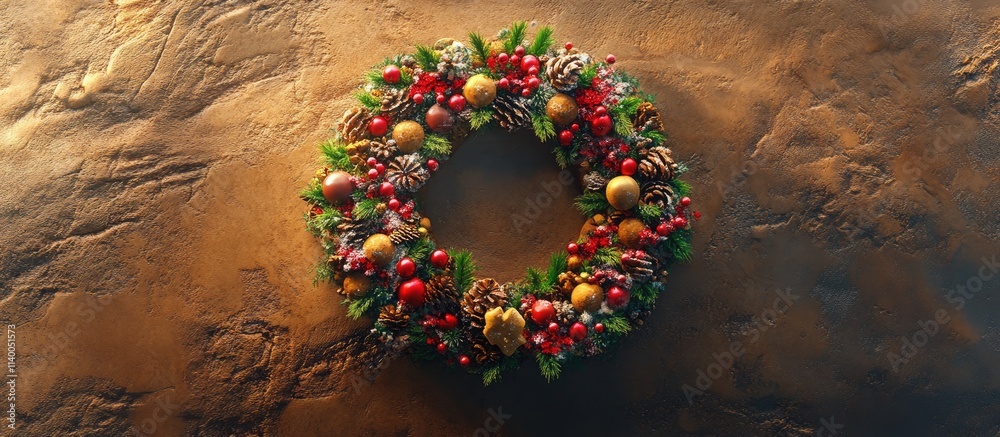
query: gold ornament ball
[
  {"left": 571, "top": 283, "right": 605, "bottom": 312},
  {"left": 463, "top": 74, "right": 497, "bottom": 108},
  {"left": 419, "top": 217, "right": 432, "bottom": 230},
  {"left": 606, "top": 175, "right": 640, "bottom": 210},
  {"left": 545, "top": 93, "right": 580, "bottom": 126},
  {"left": 362, "top": 233, "right": 395, "bottom": 266},
  {"left": 342, "top": 273, "right": 372, "bottom": 297},
  {"left": 618, "top": 218, "right": 646, "bottom": 249},
  {"left": 392, "top": 120, "right": 425, "bottom": 154},
  {"left": 567, "top": 255, "right": 583, "bottom": 271}
]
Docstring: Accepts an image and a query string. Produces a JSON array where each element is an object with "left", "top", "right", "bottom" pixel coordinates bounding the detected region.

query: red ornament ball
[
  {"left": 368, "top": 116, "right": 388, "bottom": 136},
  {"left": 379, "top": 182, "right": 395, "bottom": 197},
  {"left": 606, "top": 286, "right": 630, "bottom": 308},
  {"left": 430, "top": 249, "right": 450, "bottom": 268},
  {"left": 565, "top": 42, "right": 573, "bottom": 50},
  {"left": 399, "top": 277, "right": 426, "bottom": 307},
  {"left": 606, "top": 54, "right": 616, "bottom": 64},
  {"left": 448, "top": 94, "right": 466, "bottom": 112},
  {"left": 425, "top": 104, "right": 455, "bottom": 132},
  {"left": 570, "top": 123, "right": 580, "bottom": 132},
  {"left": 526, "top": 76, "right": 540, "bottom": 89},
  {"left": 559, "top": 129, "right": 574, "bottom": 146},
  {"left": 436, "top": 342, "right": 447, "bottom": 353},
  {"left": 673, "top": 216, "right": 688, "bottom": 228},
  {"left": 367, "top": 168, "right": 379, "bottom": 180},
  {"left": 656, "top": 222, "right": 673, "bottom": 236},
  {"left": 680, "top": 196, "right": 692, "bottom": 207},
  {"left": 527, "top": 66, "right": 539, "bottom": 76},
  {"left": 321, "top": 171, "right": 353, "bottom": 204},
  {"left": 412, "top": 93, "right": 424, "bottom": 105},
  {"left": 591, "top": 115, "right": 612, "bottom": 136},
  {"left": 366, "top": 157, "right": 377, "bottom": 167},
  {"left": 567, "top": 243, "right": 579, "bottom": 254},
  {"left": 594, "top": 323, "right": 605, "bottom": 333},
  {"left": 547, "top": 322, "right": 559, "bottom": 334},
  {"left": 395, "top": 257, "right": 416, "bottom": 277},
  {"left": 441, "top": 313, "right": 459, "bottom": 330},
  {"left": 498, "top": 77, "right": 510, "bottom": 88},
  {"left": 531, "top": 300, "right": 556, "bottom": 325},
  {"left": 388, "top": 198, "right": 401, "bottom": 211},
  {"left": 595, "top": 106, "right": 608, "bottom": 116},
  {"left": 435, "top": 93, "right": 446, "bottom": 104},
  {"left": 521, "top": 88, "right": 531, "bottom": 97},
  {"left": 621, "top": 158, "right": 637, "bottom": 176},
  {"left": 497, "top": 53, "right": 509, "bottom": 65},
  {"left": 459, "top": 355, "right": 471, "bottom": 367},
  {"left": 510, "top": 54, "right": 520, "bottom": 65},
  {"left": 521, "top": 55, "right": 540, "bottom": 73},
  {"left": 382, "top": 65, "right": 401, "bottom": 84},
  {"left": 427, "top": 159, "right": 439, "bottom": 171},
  {"left": 514, "top": 45, "right": 525, "bottom": 56},
  {"left": 570, "top": 322, "right": 588, "bottom": 340}
]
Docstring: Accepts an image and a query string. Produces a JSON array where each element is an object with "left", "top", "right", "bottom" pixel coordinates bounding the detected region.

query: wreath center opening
[{"left": 418, "top": 129, "right": 584, "bottom": 284}]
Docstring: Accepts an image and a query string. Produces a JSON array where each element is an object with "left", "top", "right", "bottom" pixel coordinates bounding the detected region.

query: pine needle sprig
[
  {"left": 468, "top": 32, "right": 491, "bottom": 62},
  {"left": 670, "top": 178, "right": 692, "bottom": 198},
  {"left": 638, "top": 204, "right": 664, "bottom": 223},
  {"left": 319, "top": 140, "right": 355, "bottom": 172},
  {"left": 354, "top": 90, "right": 382, "bottom": 112},
  {"left": 531, "top": 112, "right": 555, "bottom": 142},
  {"left": 574, "top": 192, "right": 610, "bottom": 217},
  {"left": 591, "top": 246, "right": 622, "bottom": 267},
  {"left": 420, "top": 134, "right": 452, "bottom": 160},
  {"left": 503, "top": 21, "right": 528, "bottom": 54},
  {"left": 352, "top": 198, "right": 381, "bottom": 222},
  {"left": 602, "top": 315, "right": 631, "bottom": 334},
  {"left": 527, "top": 26, "right": 555, "bottom": 56},
  {"left": 544, "top": 252, "right": 568, "bottom": 290},
  {"left": 414, "top": 45, "right": 440, "bottom": 71},
  {"left": 470, "top": 107, "right": 495, "bottom": 130},
  {"left": 535, "top": 353, "right": 562, "bottom": 382},
  {"left": 449, "top": 250, "right": 477, "bottom": 294},
  {"left": 299, "top": 182, "right": 327, "bottom": 206}
]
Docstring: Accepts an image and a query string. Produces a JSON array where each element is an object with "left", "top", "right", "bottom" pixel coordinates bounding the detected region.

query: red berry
[
  {"left": 606, "top": 286, "right": 630, "bottom": 308},
  {"left": 399, "top": 277, "right": 426, "bottom": 307},
  {"left": 430, "top": 249, "right": 450, "bottom": 268},
  {"left": 437, "top": 342, "right": 447, "bottom": 353},
  {"left": 656, "top": 222, "right": 673, "bottom": 236},
  {"left": 382, "top": 65, "right": 401, "bottom": 84},
  {"left": 680, "top": 197, "right": 692, "bottom": 207},
  {"left": 442, "top": 313, "right": 458, "bottom": 329},
  {"left": 448, "top": 94, "right": 466, "bottom": 112},
  {"left": 366, "top": 157, "right": 377, "bottom": 167},
  {"left": 527, "top": 76, "right": 540, "bottom": 89},
  {"left": 521, "top": 88, "right": 531, "bottom": 97},
  {"left": 375, "top": 163, "right": 385, "bottom": 174},
  {"left": 547, "top": 322, "right": 559, "bottom": 334},
  {"left": 368, "top": 116, "right": 388, "bottom": 136},
  {"left": 567, "top": 243, "right": 579, "bottom": 254},
  {"left": 673, "top": 216, "right": 688, "bottom": 228},
  {"left": 621, "top": 253, "right": 631, "bottom": 263},
  {"left": 510, "top": 54, "right": 520, "bottom": 65},
  {"left": 436, "top": 94, "right": 446, "bottom": 105},
  {"left": 570, "top": 123, "right": 580, "bottom": 132},
  {"left": 595, "top": 106, "right": 608, "bottom": 116},
  {"left": 559, "top": 129, "right": 574, "bottom": 146},
  {"left": 514, "top": 46, "right": 525, "bottom": 56},
  {"left": 498, "top": 77, "right": 510, "bottom": 88},
  {"left": 531, "top": 300, "right": 556, "bottom": 325},
  {"left": 367, "top": 168, "right": 379, "bottom": 180},
  {"left": 527, "top": 66, "right": 539, "bottom": 76},
  {"left": 606, "top": 54, "right": 616, "bottom": 64},
  {"left": 591, "top": 115, "right": 612, "bottom": 136},
  {"left": 379, "top": 182, "right": 395, "bottom": 197},
  {"left": 521, "top": 55, "right": 540, "bottom": 73},
  {"left": 396, "top": 257, "right": 416, "bottom": 277},
  {"left": 594, "top": 323, "right": 605, "bottom": 333},
  {"left": 694, "top": 211, "right": 702, "bottom": 220},
  {"left": 459, "top": 355, "right": 471, "bottom": 366},
  {"left": 621, "top": 158, "right": 638, "bottom": 176},
  {"left": 587, "top": 275, "right": 597, "bottom": 284},
  {"left": 565, "top": 42, "right": 573, "bottom": 50},
  {"left": 497, "top": 53, "right": 509, "bottom": 65},
  {"left": 427, "top": 159, "right": 439, "bottom": 171},
  {"left": 412, "top": 93, "right": 424, "bottom": 105},
  {"left": 426, "top": 337, "right": 436, "bottom": 345},
  {"left": 388, "top": 198, "right": 401, "bottom": 211},
  {"left": 570, "top": 322, "right": 588, "bottom": 340}
]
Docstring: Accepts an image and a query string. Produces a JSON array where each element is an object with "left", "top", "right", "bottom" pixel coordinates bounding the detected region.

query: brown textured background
[{"left": 2, "top": 0, "right": 1000, "bottom": 435}]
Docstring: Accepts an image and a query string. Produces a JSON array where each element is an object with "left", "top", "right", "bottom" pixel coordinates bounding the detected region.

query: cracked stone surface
[{"left": 1, "top": 1, "right": 999, "bottom": 435}]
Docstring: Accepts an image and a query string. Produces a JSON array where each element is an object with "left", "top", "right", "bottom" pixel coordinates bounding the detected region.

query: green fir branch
[
  {"left": 420, "top": 133, "right": 452, "bottom": 160},
  {"left": 468, "top": 32, "right": 491, "bottom": 62},
  {"left": 414, "top": 45, "right": 440, "bottom": 71},
  {"left": 640, "top": 129, "right": 666, "bottom": 145},
  {"left": 470, "top": 107, "right": 495, "bottom": 130},
  {"left": 354, "top": 90, "right": 382, "bottom": 112},
  {"left": 613, "top": 96, "right": 644, "bottom": 116},
  {"left": 553, "top": 146, "right": 571, "bottom": 169},
  {"left": 307, "top": 207, "right": 343, "bottom": 235},
  {"left": 482, "top": 366, "right": 503, "bottom": 386},
  {"left": 535, "top": 353, "right": 562, "bottom": 382},
  {"left": 632, "top": 281, "right": 661, "bottom": 307},
  {"left": 345, "top": 293, "right": 377, "bottom": 319},
  {"left": 320, "top": 140, "right": 355, "bottom": 171},
  {"left": 449, "top": 250, "right": 477, "bottom": 293},
  {"left": 527, "top": 26, "right": 555, "bottom": 56},
  {"left": 352, "top": 198, "right": 381, "bottom": 222},
  {"left": 406, "top": 238, "right": 435, "bottom": 265},
  {"left": 578, "top": 63, "right": 598, "bottom": 88},
  {"left": 503, "top": 21, "right": 528, "bottom": 53},
  {"left": 299, "top": 182, "right": 328, "bottom": 206},
  {"left": 545, "top": 252, "right": 568, "bottom": 290},
  {"left": 531, "top": 112, "right": 556, "bottom": 142},
  {"left": 638, "top": 204, "right": 664, "bottom": 223},
  {"left": 525, "top": 268, "right": 545, "bottom": 292},
  {"left": 602, "top": 315, "right": 631, "bottom": 334},
  {"left": 592, "top": 246, "right": 622, "bottom": 267},
  {"left": 613, "top": 110, "right": 634, "bottom": 136},
  {"left": 574, "top": 192, "right": 610, "bottom": 217},
  {"left": 664, "top": 230, "right": 693, "bottom": 262},
  {"left": 313, "top": 257, "right": 335, "bottom": 285},
  {"left": 670, "top": 178, "right": 692, "bottom": 198}
]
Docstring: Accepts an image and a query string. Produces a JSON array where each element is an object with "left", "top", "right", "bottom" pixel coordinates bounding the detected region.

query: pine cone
[
  {"left": 633, "top": 102, "right": 664, "bottom": 132},
  {"left": 545, "top": 53, "right": 589, "bottom": 91},
  {"left": 389, "top": 224, "right": 421, "bottom": 244},
  {"left": 336, "top": 217, "right": 372, "bottom": 248},
  {"left": 583, "top": 171, "right": 608, "bottom": 191},
  {"left": 470, "top": 338, "right": 502, "bottom": 364},
  {"left": 377, "top": 305, "right": 410, "bottom": 332},
  {"left": 493, "top": 93, "right": 532, "bottom": 130},
  {"left": 461, "top": 279, "right": 508, "bottom": 332},
  {"left": 386, "top": 154, "right": 429, "bottom": 192},
  {"left": 425, "top": 275, "right": 460, "bottom": 314},
  {"left": 552, "top": 299, "right": 578, "bottom": 324},
  {"left": 638, "top": 146, "right": 678, "bottom": 181},
  {"left": 640, "top": 181, "right": 676, "bottom": 210},
  {"left": 380, "top": 88, "right": 416, "bottom": 120},
  {"left": 623, "top": 251, "right": 657, "bottom": 281},
  {"left": 557, "top": 272, "right": 581, "bottom": 295},
  {"left": 370, "top": 140, "right": 398, "bottom": 162},
  {"left": 338, "top": 107, "right": 371, "bottom": 143}
]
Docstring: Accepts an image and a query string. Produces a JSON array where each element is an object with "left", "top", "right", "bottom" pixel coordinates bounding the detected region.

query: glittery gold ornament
[
  {"left": 391, "top": 120, "right": 425, "bottom": 154},
  {"left": 342, "top": 272, "right": 372, "bottom": 297},
  {"left": 606, "top": 175, "right": 640, "bottom": 210},
  {"left": 419, "top": 217, "right": 432, "bottom": 230},
  {"left": 362, "top": 234, "right": 395, "bottom": 266},
  {"left": 567, "top": 254, "right": 583, "bottom": 271},
  {"left": 463, "top": 74, "right": 497, "bottom": 108},
  {"left": 617, "top": 218, "right": 645, "bottom": 249},
  {"left": 571, "top": 283, "right": 604, "bottom": 312},
  {"left": 545, "top": 93, "right": 579, "bottom": 126},
  {"left": 483, "top": 307, "right": 527, "bottom": 356}
]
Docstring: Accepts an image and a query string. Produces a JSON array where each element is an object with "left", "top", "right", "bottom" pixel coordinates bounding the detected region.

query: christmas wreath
[{"left": 300, "top": 23, "right": 695, "bottom": 385}]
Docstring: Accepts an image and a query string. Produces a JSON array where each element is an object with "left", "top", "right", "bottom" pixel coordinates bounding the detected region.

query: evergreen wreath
[{"left": 300, "top": 22, "right": 696, "bottom": 385}]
